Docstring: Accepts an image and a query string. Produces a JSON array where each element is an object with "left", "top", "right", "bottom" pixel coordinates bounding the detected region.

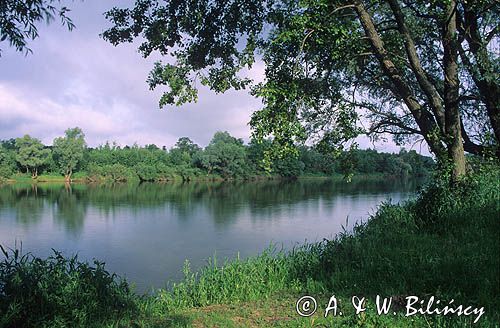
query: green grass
[
  {"left": 0, "top": 165, "right": 498, "bottom": 327},
  {"left": 3, "top": 172, "right": 394, "bottom": 185},
  {"left": 4, "top": 173, "right": 89, "bottom": 183}
]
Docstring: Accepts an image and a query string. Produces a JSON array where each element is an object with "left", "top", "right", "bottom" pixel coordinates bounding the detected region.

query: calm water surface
[{"left": 0, "top": 178, "right": 423, "bottom": 292}]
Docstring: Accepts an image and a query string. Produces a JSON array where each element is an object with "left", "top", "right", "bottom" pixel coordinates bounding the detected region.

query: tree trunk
[
  {"left": 65, "top": 169, "right": 72, "bottom": 182},
  {"left": 387, "top": 0, "right": 446, "bottom": 134},
  {"left": 443, "top": 0, "right": 466, "bottom": 179},
  {"left": 461, "top": 5, "right": 500, "bottom": 155},
  {"left": 353, "top": 0, "right": 447, "bottom": 163}
]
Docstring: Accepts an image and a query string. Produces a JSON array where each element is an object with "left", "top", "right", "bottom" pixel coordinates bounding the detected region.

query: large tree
[
  {"left": 169, "top": 137, "right": 201, "bottom": 166},
  {"left": 15, "top": 135, "right": 50, "bottom": 178},
  {"left": 195, "top": 131, "right": 247, "bottom": 177},
  {"left": 53, "top": 127, "right": 87, "bottom": 182},
  {"left": 103, "top": 0, "right": 499, "bottom": 180}
]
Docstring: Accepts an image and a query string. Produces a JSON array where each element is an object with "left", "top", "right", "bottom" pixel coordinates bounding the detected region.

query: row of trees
[
  {"left": 0, "top": 128, "right": 85, "bottom": 181},
  {"left": 2, "top": 1, "right": 497, "bottom": 183},
  {"left": 0, "top": 128, "right": 434, "bottom": 182}
]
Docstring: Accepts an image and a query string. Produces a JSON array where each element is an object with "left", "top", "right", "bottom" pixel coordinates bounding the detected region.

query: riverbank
[
  {"left": 0, "top": 165, "right": 498, "bottom": 327},
  {"left": 1, "top": 172, "right": 415, "bottom": 185}
]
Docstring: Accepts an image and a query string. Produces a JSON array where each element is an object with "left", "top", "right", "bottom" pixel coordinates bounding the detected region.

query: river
[{"left": 0, "top": 178, "right": 424, "bottom": 293}]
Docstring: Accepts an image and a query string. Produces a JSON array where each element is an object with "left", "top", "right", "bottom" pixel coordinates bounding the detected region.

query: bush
[
  {"left": 410, "top": 161, "right": 500, "bottom": 227},
  {"left": 0, "top": 247, "right": 137, "bottom": 328},
  {"left": 175, "top": 165, "right": 204, "bottom": 181},
  {"left": 0, "top": 166, "right": 13, "bottom": 179},
  {"left": 134, "top": 162, "right": 158, "bottom": 181},
  {"left": 86, "top": 163, "right": 137, "bottom": 182},
  {"left": 156, "top": 163, "right": 178, "bottom": 181}
]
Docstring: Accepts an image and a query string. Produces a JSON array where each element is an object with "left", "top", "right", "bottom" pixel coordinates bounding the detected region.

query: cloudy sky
[{"left": 0, "top": 0, "right": 410, "bottom": 153}]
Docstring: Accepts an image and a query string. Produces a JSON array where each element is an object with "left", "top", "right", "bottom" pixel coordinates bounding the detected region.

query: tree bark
[
  {"left": 460, "top": 4, "right": 500, "bottom": 155},
  {"left": 65, "top": 168, "right": 72, "bottom": 182},
  {"left": 387, "top": 0, "right": 446, "bottom": 134},
  {"left": 353, "top": 0, "right": 447, "bottom": 162},
  {"left": 443, "top": 0, "right": 466, "bottom": 179}
]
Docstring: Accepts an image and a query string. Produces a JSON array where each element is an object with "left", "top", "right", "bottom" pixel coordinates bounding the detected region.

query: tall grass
[
  {"left": 156, "top": 249, "right": 296, "bottom": 309},
  {"left": 149, "top": 164, "right": 499, "bottom": 324},
  {"left": 0, "top": 248, "right": 136, "bottom": 328}
]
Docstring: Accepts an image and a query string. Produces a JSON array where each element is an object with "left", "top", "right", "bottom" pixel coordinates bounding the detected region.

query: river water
[{"left": 0, "top": 178, "right": 424, "bottom": 292}]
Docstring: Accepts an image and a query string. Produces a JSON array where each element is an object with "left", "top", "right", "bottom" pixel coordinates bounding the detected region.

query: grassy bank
[
  {"left": 2, "top": 172, "right": 402, "bottom": 185},
  {"left": 0, "top": 166, "right": 498, "bottom": 327}
]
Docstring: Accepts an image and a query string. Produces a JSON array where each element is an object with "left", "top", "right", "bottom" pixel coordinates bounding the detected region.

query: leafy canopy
[
  {"left": 53, "top": 127, "right": 87, "bottom": 177},
  {"left": 103, "top": 0, "right": 499, "bottom": 169},
  {"left": 15, "top": 135, "right": 50, "bottom": 176},
  {"left": 195, "top": 131, "right": 247, "bottom": 177}
]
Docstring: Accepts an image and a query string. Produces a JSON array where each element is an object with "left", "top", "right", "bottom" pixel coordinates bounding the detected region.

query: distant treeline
[{"left": 0, "top": 128, "right": 434, "bottom": 182}]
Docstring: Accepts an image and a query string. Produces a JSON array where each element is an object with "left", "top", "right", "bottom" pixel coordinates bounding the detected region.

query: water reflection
[
  {"left": 0, "top": 178, "right": 424, "bottom": 292},
  {"left": 1, "top": 178, "right": 422, "bottom": 229},
  {"left": 52, "top": 185, "right": 87, "bottom": 236}
]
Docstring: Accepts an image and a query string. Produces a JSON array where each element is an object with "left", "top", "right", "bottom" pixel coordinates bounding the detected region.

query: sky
[{"left": 0, "top": 0, "right": 412, "bottom": 153}]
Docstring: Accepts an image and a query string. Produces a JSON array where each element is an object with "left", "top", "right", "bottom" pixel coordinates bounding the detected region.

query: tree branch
[
  {"left": 402, "top": 1, "right": 439, "bottom": 20},
  {"left": 370, "top": 119, "right": 422, "bottom": 135},
  {"left": 352, "top": 0, "right": 446, "bottom": 160},
  {"left": 485, "top": 25, "right": 498, "bottom": 44},
  {"left": 461, "top": 120, "right": 486, "bottom": 155},
  {"left": 349, "top": 100, "right": 422, "bottom": 135},
  {"left": 459, "top": 4, "right": 500, "bottom": 148},
  {"left": 387, "top": 0, "right": 446, "bottom": 133}
]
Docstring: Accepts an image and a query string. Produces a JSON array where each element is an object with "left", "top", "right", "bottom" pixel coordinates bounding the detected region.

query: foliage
[
  {"left": 169, "top": 137, "right": 201, "bottom": 167},
  {"left": 299, "top": 146, "right": 336, "bottom": 175},
  {"left": 14, "top": 135, "right": 50, "bottom": 178},
  {"left": 52, "top": 127, "right": 87, "bottom": 179},
  {"left": 411, "top": 158, "right": 500, "bottom": 227},
  {"left": 174, "top": 137, "right": 201, "bottom": 157},
  {"left": 103, "top": 0, "right": 499, "bottom": 181},
  {"left": 351, "top": 148, "right": 434, "bottom": 177},
  {"left": 87, "top": 163, "right": 137, "bottom": 183},
  {"left": 194, "top": 131, "right": 248, "bottom": 178},
  {"left": 272, "top": 153, "right": 305, "bottom": 178},
  {"left": 155, "top": 162, "right": 178, "bottom": 181},
  {"left": 0, "top": 145, "right": 16, "bottom": 178},
  {"left": 0, "top": 247, "right": 136, "bottom": 328},
  {"left": 0, "top": 0, "right": 75, "bottom": 56},
  {"left": 0, "top": 129, "right": 435, "bottom": 182},
  {"left": 134, "top": 162, "right": 158, "bottom": 182}
]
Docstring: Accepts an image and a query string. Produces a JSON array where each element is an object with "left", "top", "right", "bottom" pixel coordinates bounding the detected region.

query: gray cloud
[
  {"left": 0, "top": 1, "right": 260, "bottom": 148},
  {"left": 0, "top": 0, "right": 421, "bottom": 155}
]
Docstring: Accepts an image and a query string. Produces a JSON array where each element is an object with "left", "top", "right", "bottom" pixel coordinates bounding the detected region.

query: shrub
[
  {"left": 86, "top": 163, "right": 137, "bottom": 182},
  {"left": 0, "top": 247, "right": 137, "bottom": 328},
  {"left": 134, "top": 162, "right": 158, "bottom": 181},
  {"left": 411, "top": 161, "right": 500, "bottom": 227}
]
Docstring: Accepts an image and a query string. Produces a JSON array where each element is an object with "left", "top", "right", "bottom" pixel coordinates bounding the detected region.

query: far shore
[{"left": 0, "top": 172, "right": 414, "bottom": 185}]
